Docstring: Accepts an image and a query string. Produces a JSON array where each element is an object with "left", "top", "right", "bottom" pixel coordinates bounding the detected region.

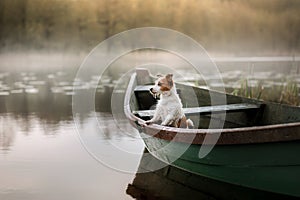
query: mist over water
[{"left": 0, "top": 0, "right": 299, "bottom": 199}]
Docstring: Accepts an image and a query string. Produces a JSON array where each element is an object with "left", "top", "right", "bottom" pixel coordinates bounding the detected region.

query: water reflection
[
  {"left": 127, "top": 150, "right": 214, "bottom": 200},
  {"left": 0, "top": 111, "right": 139, "bottom": 200},
  {"left": 0, "top": 114, "right": 16, "bottom": 152},
  {"left": 0, "top": 96, "right": 141, "bottom": 200},
  {"left": 0, "top": 71, "right": 116, "bottom": 112},
  {"left": 0, "top": 68, "right": 133, "bottom": 156},
  {"left": 0, "top": 71, "right": 128, "bottom": 155}
]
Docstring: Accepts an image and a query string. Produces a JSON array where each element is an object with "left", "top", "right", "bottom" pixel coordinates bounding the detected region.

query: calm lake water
[
  {"left": 0, "top": 71, "right": 147, "bottom": 200},
  {"left": 0, "top": 111, "right": 146, "bottom": 200},
  {"left": 0, "top": 113, "right": 139, "bottom": 200}
]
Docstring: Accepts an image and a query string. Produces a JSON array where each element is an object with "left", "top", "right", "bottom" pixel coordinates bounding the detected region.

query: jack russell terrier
[{"left": 145, "top": 74, "right": 194, "bottom": 128}]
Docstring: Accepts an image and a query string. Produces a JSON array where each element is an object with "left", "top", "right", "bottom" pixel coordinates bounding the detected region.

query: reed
[
  {"left": 231, "top": 78, "right": 299, "bottom": 106},
  {"left": 279, "top": 80, "right": 299, "bottom": 106},
  {"left": 231, "top": 78, "right": 264, "bottom": 100}
]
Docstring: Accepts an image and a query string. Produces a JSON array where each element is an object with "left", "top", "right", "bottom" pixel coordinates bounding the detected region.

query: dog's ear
[
  {"left": 166, "top": 74, "right": 173, "bottom": 81},
  {"left": 166, "top": 74, "right": 173, "bottom": 86}
]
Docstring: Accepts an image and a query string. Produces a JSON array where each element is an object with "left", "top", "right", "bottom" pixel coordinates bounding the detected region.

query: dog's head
[{"left": 150, "top": 74, "right": 173, "bottom": 98}]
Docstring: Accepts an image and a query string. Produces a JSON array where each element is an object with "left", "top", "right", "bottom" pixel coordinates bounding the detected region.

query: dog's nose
[{"left": 150, "top": 88, "right": 157, "bottom": 94}]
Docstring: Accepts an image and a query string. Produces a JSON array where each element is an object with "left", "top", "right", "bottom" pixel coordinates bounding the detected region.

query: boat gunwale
[{"left": 124, "top": 72, "right": 300, "bottom": 145}]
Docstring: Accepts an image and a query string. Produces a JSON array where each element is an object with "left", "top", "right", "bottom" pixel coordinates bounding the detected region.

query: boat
[
  {"left": 124, "top": 68, "right": 300, "bottom": 198},
  {"left": 127, "top": 149, "right": 294, "bottom": 200}
]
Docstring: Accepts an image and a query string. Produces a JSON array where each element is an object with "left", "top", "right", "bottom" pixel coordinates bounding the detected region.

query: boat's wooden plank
[
  {"left": 183, "top": 103, "right": 261, "bottom": 115},
  {"left": 133, "top": 103, "right": 262, "bottom": 118},
  {"left": 134, "top": 85, "right": 152, "bottom": 92}
]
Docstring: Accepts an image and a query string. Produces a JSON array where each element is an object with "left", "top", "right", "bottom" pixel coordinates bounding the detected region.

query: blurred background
[
  {"left": 0, "top": 0, "right": 299, "bottom": 104},
  {"left": 0, "top": 1, "right": 299, "bottom": 199},
  {"left": 0, "top": 0, "right": 299, "bottom": 70}
]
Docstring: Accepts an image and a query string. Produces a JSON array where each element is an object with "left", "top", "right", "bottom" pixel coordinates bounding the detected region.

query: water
[
  {"left": 0, "top": 112, "right": 146, "bottom": 200},
  {"left": 0, "top": 71, "right": 146, "bottom": 199}
]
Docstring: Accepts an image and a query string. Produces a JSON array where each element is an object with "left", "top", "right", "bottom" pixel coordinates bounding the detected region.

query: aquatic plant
[
  {"left": 279, "top": 80, "right": 299, "bottom": 106},
  {"left": 231, "top": 78, "right": 264, "bottom": 100},
  {"left": 231, "top": 78, "right": 299, "bottom": 106}
]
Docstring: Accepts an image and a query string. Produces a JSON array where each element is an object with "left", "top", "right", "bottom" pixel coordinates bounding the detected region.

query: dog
[{"left": 145, "top": 74, "right": 194, "bottom": 128}]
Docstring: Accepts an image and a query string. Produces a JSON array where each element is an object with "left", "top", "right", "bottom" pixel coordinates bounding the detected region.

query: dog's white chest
[
  {"left": 160, "top": 106, "right": 169, "bottom": 117},
  {"left": 157, "top": 96, "right": 183, "bottom": 119}
]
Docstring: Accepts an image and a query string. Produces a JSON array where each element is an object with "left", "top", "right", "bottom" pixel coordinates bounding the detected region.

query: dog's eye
[{"left": 157, "top": 82, "right": 161, "bottom": 86}]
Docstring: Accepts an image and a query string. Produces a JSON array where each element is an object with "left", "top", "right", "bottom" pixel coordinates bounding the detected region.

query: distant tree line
[{"left": 0, "top": 0, "right": 299, "bottom": 55}]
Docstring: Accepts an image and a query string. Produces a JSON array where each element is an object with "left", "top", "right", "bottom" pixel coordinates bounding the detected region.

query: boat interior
[{"left": 130, "top": 69, "right": 300, "bottom": 129}]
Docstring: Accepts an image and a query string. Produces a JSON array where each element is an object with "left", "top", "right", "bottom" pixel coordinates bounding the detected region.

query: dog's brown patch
[
  {"left": 157, "top": 74, "right": 173, "bottom": 91},
  {"left": 177, "top": 116, "right": 188, "bottom": 128}
]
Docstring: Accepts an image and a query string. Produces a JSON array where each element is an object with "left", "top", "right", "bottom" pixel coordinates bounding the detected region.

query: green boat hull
[
  {"left": 128, "top": 149, "right": 298, "bottom": 200},
  {"left": 142, "top": 134, "right": 300, "bottom": 197},
  {"left": 125, "top": 69, "right": 300, "bottom": 198}
]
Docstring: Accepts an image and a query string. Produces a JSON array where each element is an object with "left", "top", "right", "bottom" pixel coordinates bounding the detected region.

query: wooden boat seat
[
  {"left": 134, "top": 85, "right": 153, "bottom": 92},
  {"left": 134, "top": 85, "right": 263, "bottom": 118},
  {"left": 133, "top": 103, "right": 263, "bottom": 118}
]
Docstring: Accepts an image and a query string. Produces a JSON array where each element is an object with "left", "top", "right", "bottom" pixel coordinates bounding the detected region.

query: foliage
[
  {"left": 0, "top": 0, "right": 299, "bottom": 54},
  {"left": 232, "top": 78, "right": 263, "bottom": 99},
  {"left": 232, "top": 78, "right": 300, "bottom": 106},
  {"left": 279, "top": 80, "right": 299, "bottom": 106}
]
